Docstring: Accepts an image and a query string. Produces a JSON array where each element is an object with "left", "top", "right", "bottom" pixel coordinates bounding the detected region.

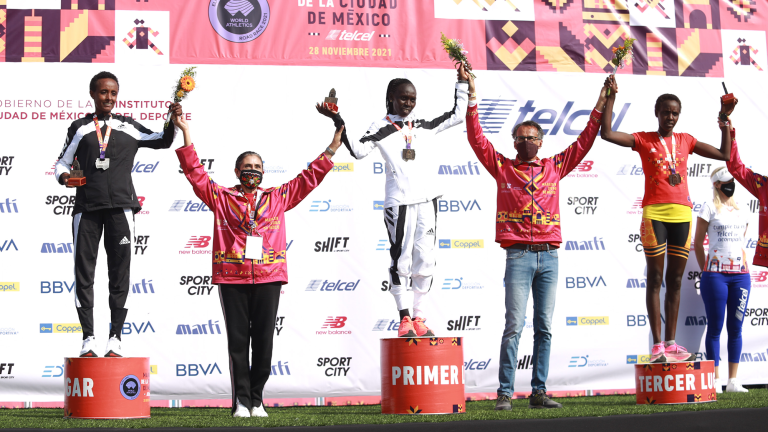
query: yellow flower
[
  {"left": 176, "top": 90, "right": 185, "bottom": 99},
  {"left": 180, "top": 75, "right": 196, "bottom": 92}
]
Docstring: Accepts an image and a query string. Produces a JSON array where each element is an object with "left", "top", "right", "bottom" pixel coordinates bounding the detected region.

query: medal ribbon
[
  {"left": 657, "top": 133, "right": 677, "bottom": 175},
  {"left": 93, "top": 114, "right": 112, "bottom": 160},
  {"left": 243, "top": 190, "right": 263, "bottom": 236},
  {"left": 386, "top": 116, "right": 413, "bottom": 149}
]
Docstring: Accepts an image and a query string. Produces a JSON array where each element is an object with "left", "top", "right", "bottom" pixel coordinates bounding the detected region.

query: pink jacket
[
  {"left": 177, "top": 145, "right": 333, "bottom": 284},
  {"left": 466, "top": 104, "right": 602, "bottom": 246},
  {"left": 726, "top": 132, "right": 768, "bottom": 268}
]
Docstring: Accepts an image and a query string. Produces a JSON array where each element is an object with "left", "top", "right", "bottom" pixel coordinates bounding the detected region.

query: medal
[
  {"left": 668, "top": 173, "right": 681, "bottom": 186},
  {"left": 93, "top": 114, "right": 113, "bottom": 170},
  {"left": 402, "top": 149, "right": 416, "bottom": 161},
  {"left": 387, "top": 116, "right": 415, "bottom": 161},
  {"left": 657, "top": 133, "right": 680, "bottom": 187}
]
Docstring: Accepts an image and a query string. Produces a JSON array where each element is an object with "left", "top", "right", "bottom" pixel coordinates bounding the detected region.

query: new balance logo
[
  {"left": 322, "top": 316, "right": 347, "bottom": 329},
  {"left": 306, "top": 280, "right": 323, "bottom": 291},
  {"left": 426, "top": 228, "right": 435, "bottom": 236},
  {"left": 119, "top": 237, "right": 130, "bottom": 245}
]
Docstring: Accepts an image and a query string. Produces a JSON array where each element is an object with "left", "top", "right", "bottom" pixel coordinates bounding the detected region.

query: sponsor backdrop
[{"left": 0, "top": 0, "right": 766, "bottom": 401}]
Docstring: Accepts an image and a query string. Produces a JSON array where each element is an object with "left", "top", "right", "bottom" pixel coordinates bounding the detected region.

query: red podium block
[
  {"left": 64, "top": 357, "right": 150, "bottom": 419},
  {"left": 635, "top": 361, "right": 717, "bottom": 405},
  {"left": 380, "top": 337, "right": 465, "bottom": 414}
]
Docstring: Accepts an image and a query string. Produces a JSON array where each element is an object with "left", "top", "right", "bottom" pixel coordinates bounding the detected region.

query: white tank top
[{"left": 697, "top": 201, "right": 749, "bottom": 273}]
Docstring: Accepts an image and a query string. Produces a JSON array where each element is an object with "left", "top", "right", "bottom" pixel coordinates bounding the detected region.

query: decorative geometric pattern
[{"left": 726, "top": 0, "right": 756, "bottom": 23}]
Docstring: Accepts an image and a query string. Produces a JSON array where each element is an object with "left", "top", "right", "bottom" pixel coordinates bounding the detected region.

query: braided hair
[
  {"left": 654, "top": 94, "right": 681, "bottom": 115},
  {"left": 385, "top": 78, "right": 414, "bottom": 115}
]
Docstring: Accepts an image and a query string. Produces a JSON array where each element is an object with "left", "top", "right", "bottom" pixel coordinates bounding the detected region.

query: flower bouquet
[
  {"left": 608, "top": 38, "right": 635, "bottom": 95},
  {"left": 165, "top": 66, "right": 197, "bottom": 128},
  {"left": 441, "top": 33, "right": 476, "bottom": 79}
]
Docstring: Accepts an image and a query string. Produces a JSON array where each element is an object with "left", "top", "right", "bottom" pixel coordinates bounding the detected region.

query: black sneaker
[
  {"left": 494, "top": 394, "right": 512, "bottom": 411},
  {"left": 528, "top": 389, "right": 562, "bottom": 409}
]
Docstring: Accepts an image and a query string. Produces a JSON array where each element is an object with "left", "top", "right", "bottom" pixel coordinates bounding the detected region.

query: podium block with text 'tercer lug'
[
  {"left": 64, "top": 357, "right": 150, "bottom": 419},
  {"left": 380, "top": 337, "right": 465, "bottom": 414},
  {"left": 635, "top": 361, "right": 717, "bottom": 405}
]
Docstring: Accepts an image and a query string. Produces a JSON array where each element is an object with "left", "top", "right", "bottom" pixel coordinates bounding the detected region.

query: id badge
[
  {"left": 95, "top": 158, "right": 110, "bottom": 170},
  {"left": 245, "top": 236, "right": 263, "bottom": 260}
]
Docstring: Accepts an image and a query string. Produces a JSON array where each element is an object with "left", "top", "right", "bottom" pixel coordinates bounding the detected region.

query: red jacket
[
  {"left": 177, "top": 145, "right": 333, "bottom": 284},
  {"left": 465, "top": 104, "right": 602, "bottom": 246},
  {"left": 726, "top": 132, "right": 768, "bottom": 268}
]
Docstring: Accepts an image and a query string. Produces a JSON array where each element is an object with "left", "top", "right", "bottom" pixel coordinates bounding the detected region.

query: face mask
[
  {"left": 516, "top": 141, "right": 539, "bottom": 161},
  {"left": 239, "top": 169, "right": 262, "bottom": 188},
  {"left": 720, "top": 182, "right": 736, "bottom": 198}
]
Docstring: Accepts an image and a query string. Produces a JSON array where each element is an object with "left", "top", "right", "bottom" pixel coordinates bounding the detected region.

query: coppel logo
[
  {"left": 373, "top": 201, "right": 385, "bottom": 210},
  {"left": 440, "top": 239, "right": 483, "bottom": 249},
  {"left": 626, "top": 354, "right": 651, "bottom": 364},
  {"left": 0, "top": 282, "right": 20, "bottom": 292},
  {"left": 567, "top": 316, "right": 609, "bottom": 326},
  {"left": 40, "top": 323, "right": 82, "bottom": 333}
]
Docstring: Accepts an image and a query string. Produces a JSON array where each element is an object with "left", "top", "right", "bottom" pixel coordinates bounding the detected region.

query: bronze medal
[
  {"left": 402, "top": 149, "right": 416, "bottom": 161},
  {"left": 668, "top": 173, "right": 682, "bottom": 186}
]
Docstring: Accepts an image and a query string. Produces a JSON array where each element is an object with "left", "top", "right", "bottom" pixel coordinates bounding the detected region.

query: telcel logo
[
  {"left": 566, "top": 316, "right": 609, "bottom": 326},
  {"left": 40, "top": 323, "right": 82, "bottom": 333},
  {"left": 326, "top": 29, "right": 375, "bottom": 41},
  {"left": 439, "top": 239, "right": 484, "bottom": 249},
  {"left": 0, "top": 282, "right": 19, "bottom": 292}
]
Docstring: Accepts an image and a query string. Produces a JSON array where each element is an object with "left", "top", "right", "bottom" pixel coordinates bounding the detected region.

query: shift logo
[
  {"left": 169, "top": 200, "right": 210, "bottom": 212},
  {"left": 40, "top": 281, "right": 74, "bottom": 294},
  {"left": 305, "top": 279, "right": 360, "bottom": 292},
  {"left": 568, "top": 355, "right": 608, "bottom": 367},
  {"left": 0, "top": 239, "right": 18, "bottom": 252},
  {"left": 438, "top": 200, "right": 481, "bottom": 212},
  {"left": 0, "top": 198, "right": 18, "bottom": 213},
  {"left": 131, "top": 279, "right": 155, "bottom": 294},
  {"left": 314, "top": 237, "right": 350, "bottom": 252},
  {"left": 566, "top": 316, "right": 609, "bottom": 326},
  {"left": 270, "top": 361, "right": 290, "bottom": 376},
  {"left": 317, "top": 317, "right": 352, "bottom": 335},
  {"left": 0, "top": 363, "right": 14, "bottom": 379},
  {"left": 40, "top": 243, "right": 73, "bottom": 254},
  {"left": 175, "top": 320, "right": 222, "bottom": 335},
  {"left": 0, "top": 156, "right": 14, "bottom": 176},
  {"left": 176, "top": 363, "right": 222, "bottom": 376},
  {"left": 688, "top": 163, "right": 713, "bottom": 178},
  {"left": 180, "top": 236, "right": 212, "bottom": 255},
  {"left": 441, "top": 277, "right": 484, "bottom": 290},
  {"left": 134, "top": 235, "right": 150, "bottom": 255},
  {"left": 617, "top": 164, "right": 644, "bottom": 176},
  {"left": 131, "top": 161, "right": 160, "bottom": 174},
  {"left": 326, "top": 29, "right": 375, "bottom": 41},
  {"left": 438, "top": 161, "right": 481, "bottom": 175},
  {"left": 685, "top": 316, "right": 708, "bottom": 326},
  {"left": 180, "top": 276, "right": 215, "bottom": 296},
  {"left": 110, "top": 321, "right": 156, "bottom": 335},
  {"left": 566, "top": 197, "right": 599, "bottom": 215},
  {"left": 439, "top": 239, "right": 484, "bottom": 249},
  {"left": 517, "top": 355, "right": 533, "bottom": 370},
  {"left": 179, "top": 159, "right": 214, "bottom": 174},
  {"left": 447, "top": 315, "right": 481, "bottom": 331},
  {"left": 309, "top": 200, "right": 352, "bottom": 212},
  {"left": 565, "top": 276, "right": 606, "bottom": 288},
  {"left": 317, "top": 357, "right": 352, "bottom": 377},
  {"left": 564, "top": 237, "right": 605, "bottom": 251},
  {"left": 372, "top": 319, "right": 400, "bottom": 331},
  {"left": 748, "top": 200, "right": 763, "bottom": 214},
  {"left": 42, "top": 364, "right": 64, "bottom": 378},
  {"left": 45, "top": 196, "right": 75, "bottom": 215},
  {"left": 275, "top": 316, "right": 285, "bottom": 336}
]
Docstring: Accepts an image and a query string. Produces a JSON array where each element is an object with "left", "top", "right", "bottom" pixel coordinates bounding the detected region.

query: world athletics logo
[
  {"left": 209, "top": 0, "right": 271, "bottom": 43},
  {"left": 120, "top": 375, "right": 140, "bottom": 401}
]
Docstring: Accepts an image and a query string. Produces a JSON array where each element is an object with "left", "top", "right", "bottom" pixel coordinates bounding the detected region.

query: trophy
[
  {"left": 68, "top": 159, "right": 86, "bottom": 187},
  {"left": 720, "top": 82, "right": 735, "bottom": 122},
  {"left": 324, "top": 88, "right": 339, "bottom": 112}
]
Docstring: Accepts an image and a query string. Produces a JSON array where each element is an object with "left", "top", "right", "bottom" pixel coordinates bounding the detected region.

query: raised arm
[
  {"left": 600, "top": 75, "right": 635, "bottom": 148},
  {"left": 465, "top": 73, "right": 504, "bottom": 179},
  {"left": 419, "top": 63, "right": 470, "bottom": 135},
  {"left": 691, "top": 98, "right": 737, "bottom": 161},
  {"left": 553, "top": 83, "right": 608, "bottom": 179},
  {"left": 136, "top": 103, "right": 183, "bottom": 149},
  {"left": 725, "top": 120, "right": 764, "bottom": 198},
  {"left": 174, "top": 115, "right": 221, "bottom": 210},
  {"left": 316, "top": 103, "right": 376, "bottom": 159},
  {"left": 280, "top": 126, "right": 342, "bottom": 211}
]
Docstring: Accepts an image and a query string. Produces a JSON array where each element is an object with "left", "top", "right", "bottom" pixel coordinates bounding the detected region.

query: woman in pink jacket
[{"left": 174, "top": 115, "right": 344, "bottom": 418}]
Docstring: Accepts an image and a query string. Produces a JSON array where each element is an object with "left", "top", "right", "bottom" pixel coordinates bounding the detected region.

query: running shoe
[
  {"left": 398, "top": 316, "right": 417, "bottom": 338},
  {"left": 251, "top": 404, "right": 268, "bottom": 417},
  {"left": 79, "top": 336, "right": 98, "bottom": 358},
  {"left": 715, "top": 378, "right": 724, "bottom": 394},
  {"left": 664, "top": 343, "right": 696, "bottom": 362},
  {"left": 725, "top": 378, "right": 748, "bottom": 393},
  {"left": 104, "top": 336, "right": 123, "bottom": 358},
  {"left": 529, "top": 389, "right": 562, "bottom": 409},
  {"left": 233, "top": 401, "right": 250, "bottom": 418},
  {"left": 650, "top": 343, "right": 666, "bottom": 363},
  {"left": 412, "top": 317, "right": 435, "bottom": 337},
  {"left": 494, "top": 394, "right": 512, "bottom": 411}
]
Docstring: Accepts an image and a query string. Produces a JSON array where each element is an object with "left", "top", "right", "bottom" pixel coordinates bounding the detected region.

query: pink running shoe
[
  {"left": 412, "top": 317, "right": 435, "bottom": 337},
  {"left": 398, "top": 317, "right": 417, "bottom": 338},
  {"left": 665, "top": 343, "right": 696, "bottom": 362},
  {"left": 650, "top": 343, "right": 666, "bottom": 363}
]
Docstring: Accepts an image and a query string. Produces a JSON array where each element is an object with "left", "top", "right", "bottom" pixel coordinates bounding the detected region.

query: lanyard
[
  {"left": 657, "top": 133, "right": 677, "bottom": 174},
  {"left": 386, "top": 116, "right": 413, "bottom": 149},
  {"left": 93, "top": 114, "right": 112, "bottom": 160},
  {"left": 244, "top": 190, "right": 263, "bottom": 237}
]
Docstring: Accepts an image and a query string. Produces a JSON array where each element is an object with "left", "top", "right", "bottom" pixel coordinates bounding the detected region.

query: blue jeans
[{"left": 498, "top": 248, "right": 558, "bottom": 396}]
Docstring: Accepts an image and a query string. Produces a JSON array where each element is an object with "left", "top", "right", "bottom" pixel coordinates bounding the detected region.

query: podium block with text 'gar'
[
  {"left": 635, "top": 361, "right": 717, "bottom": 405},
  {"left": 64, "top": 357, "right": 150, "bottom": 419},
  {"left": 380, "top": 337, "right": 465, "bottom": 414}
]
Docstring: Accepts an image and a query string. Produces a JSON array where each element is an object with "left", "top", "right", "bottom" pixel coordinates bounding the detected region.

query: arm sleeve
[
  {"left": 698, "top": 202, "right": 713, "bottom": 222},
  {"left": 418, "top": 82, "right": 469, "bottom": 135},
  {"left": 465, "top": 104, "right": 503, "bottom": 178},
  {"left": 279, "top": 153, "right": 334, "bottom": 211},
  {"left": 349, "top": 121, "right": 382, "bottom": 159},
  {"left": 726, "top": 131, "right": 764, "bottom": 198},
  {"left": 176, "top": 144, "right": 223, "bottom": 210},
  {"left": 132, "top": 117, "right": 178, "bottom": 149},
  {"left": 54, "top": 122, "right": 82, "bottom": 182},
  {"left": 552, "top": 110, "right": 603, "bottom": 179},
  {"left": 330, "top": 113, "right": 376, "bottom": 160}
]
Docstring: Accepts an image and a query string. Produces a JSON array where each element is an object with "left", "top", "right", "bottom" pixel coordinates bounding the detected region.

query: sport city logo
[
  {"left": 306, "top": 279, "right": 360, "bottom": 292},
  {"left": 317, "top": 357, "right": 352, "bottom": 377},
  {"left": 0, "top": 198, "right": 18, "bottom": 213},
  {"left": 565, "top": 197, "right": 598, "bottom": 215},
  {"left": 565, "top": 316, "right": 609, "bottom": 326},
  {"left": 317, "top": 316, "right": 351, "bottom": 335},
  {"left": 40, "top": 323, "right": 82, "bottom": 334},
  {"left": 745, "top": 307, "right": 768, "bottom": 326},
  {"left": 309, "top": 200, "right": 353, "bottom": 212},
  {"left": 441, "top": 277, "right": 484, "bottom": 290},
  {"left": 180, "top": 276, "right": 216, "bottom": 296},
  {"left": 120, "top": 375, "right": 140, "bottom": 401},
  {"left": 439, "top": 239, "right": 484, "bottom": 249},
  {"left": 0, "top": 156, "right": 14, "bottom": 176},
  {"left": 568, "top": 355, "right": 608, "bottom": 368},
  {"left": 438, "top": 161, "right": 480, "bottom": 175},
  {"left": 134, "top": 234, "right": 150, "bottom": 255},
  {"left": 275, "top": 316, "right": 285, "bottom": 336},
  {"left": 209, "top": 0, "right": 270, "bottom": 43},
  {"left": 46, "top": 195, "right": 75, "bottom": 216},
  {"left": 0, "top": 282, "right": 19, "bottom": 292}
]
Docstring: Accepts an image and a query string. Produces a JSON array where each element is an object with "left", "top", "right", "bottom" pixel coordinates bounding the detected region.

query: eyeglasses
[{"left": 514, "top": 136, "right": 541, "bottom": 143}]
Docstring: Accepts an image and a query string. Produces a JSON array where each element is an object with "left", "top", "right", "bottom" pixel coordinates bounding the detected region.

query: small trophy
[
  {"left": 324, "top": 88, "right": 339, "bottom": 112},
  {"left": 68, "top": 159, "right": 86, "bottom": 187},
  {"left": 720, "top": 82, "right": 735, "bottom": 122}
]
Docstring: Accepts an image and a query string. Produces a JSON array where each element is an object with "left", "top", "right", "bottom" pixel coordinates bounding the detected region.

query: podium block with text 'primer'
[
  {"left": 635, "top": 361, "right": 717, "bottom": 405},
  {"left": 380, "top": 337, "right": 465, "bottom": 414},
  {"left": 64, "top": 357, "right": 150, "bottom": 419}
]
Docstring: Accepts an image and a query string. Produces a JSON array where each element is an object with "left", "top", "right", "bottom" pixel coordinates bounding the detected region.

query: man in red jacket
[
  {"left": 174, "top": 115, "right": 344, "bottom": 418},
  {"left": 465, "top": 76, "right": 608, "bottom": 410}
]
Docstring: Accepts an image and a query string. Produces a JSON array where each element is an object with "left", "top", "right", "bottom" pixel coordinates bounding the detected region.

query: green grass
[{"left": 1, "top": 390, "right": 767, "bottom": 429}]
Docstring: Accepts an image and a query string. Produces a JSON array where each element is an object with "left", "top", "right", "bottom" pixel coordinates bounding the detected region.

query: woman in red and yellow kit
[{"left": 601, "top": 75, "right": 735, "bottom": 363}]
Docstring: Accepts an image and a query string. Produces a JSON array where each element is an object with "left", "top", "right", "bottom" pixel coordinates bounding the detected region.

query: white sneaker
[
  {"left": 251, "top": 404, "right": 268, "bottom": 417},
  {"left": 233, "top": 401, "right": 250, "bottom": 418},
  {"left": 104, "top": 336, "right": 123, "bottom": 357},
  {"left": 79, "top": 336, "right": 98, "bottom": 357},
  {"left": 715, "top": 378, "right": 724, "bottom": 394},
  {"left": 725, "top": 378, "right": 748, "bottom": 393}
]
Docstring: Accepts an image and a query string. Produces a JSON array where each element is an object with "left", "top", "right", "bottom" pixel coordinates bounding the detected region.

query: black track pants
[
  {"left": 73, "top": 208, "right": 134, "bottom": 340},
  {"left": 219, "top": 282, "right": 281, "bottom": 412}
]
